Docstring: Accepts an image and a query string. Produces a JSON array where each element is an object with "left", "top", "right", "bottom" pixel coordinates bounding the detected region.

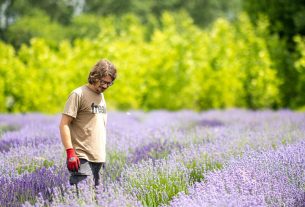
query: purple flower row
[
  {"left": 168, "top": 140, "right": 305, "bottom": 207},
  {"left": 0, "top": 166, "right": 68, "bottom": 207},
  {"left": 0, "top": 109, "right": 304, "bottom": 206}
]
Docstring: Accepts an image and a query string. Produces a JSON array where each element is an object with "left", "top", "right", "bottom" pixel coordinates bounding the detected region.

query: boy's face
[{"left": 93, "top": 75, "right": 113, "bottom": 93}]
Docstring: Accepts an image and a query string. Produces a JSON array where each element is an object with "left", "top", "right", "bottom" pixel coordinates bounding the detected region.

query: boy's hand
[{"left": 66, "top": 148, "right": 80, "bottom": 172}]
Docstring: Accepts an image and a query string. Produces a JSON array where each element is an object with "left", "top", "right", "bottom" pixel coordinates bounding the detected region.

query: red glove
[{"left": 66, "top": 148, "right": 80, "bottom": 172}]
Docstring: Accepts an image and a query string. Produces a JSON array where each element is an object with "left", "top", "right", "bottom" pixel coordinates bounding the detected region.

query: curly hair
[{"left": 88, "top": 59, "right": 117, "bottom": 84}]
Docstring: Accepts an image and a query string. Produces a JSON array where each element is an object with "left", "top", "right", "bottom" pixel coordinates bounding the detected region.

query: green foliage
[
  {"left": 1, "top": 0, "right": 241, "bottom": 45},
  {"left": 296, "top": 105, "right": 305, "bottom": 112},
  {"left": 186, "top": 154, "right": 223, "bottom": 184},
  {"left": 232, "top": 14, "right": 280, "bottom": 108},
  {"left": 0, "top": 41, "right": 26, "bottom": 112},
  {"left": 0, "top": 78, "right": 5, "bottom": 112},
  {"left": 242, "top": 0, "right": 305, "bottom": 44},
  {"left": 122, "top": 152, "right": 222, "bottom": 207},
  {"left": 261, "top": 20, "right": 297, "bottom": 107},
  {"left": 105, "top": 151, "right": 127, "bottom": 181},
  {"left": 5, "top": 11, "right": 68, "bottom": 48},
  {"left": 122, "top": 160, "right": 190, "bottom": 207},
  {"left": 0, "top": 125, "right": 19, "bottom": 138},
  {"left": 2, "top": 0, "right": 302, "bottom": 109},
  {"left": 16, "top": 159, "right": 54, "bottom": 175},
  {"left": 68, "top": 14, "right": 103, "bottom": 40},
  {"left": 294, "top": 36, "right": 305, "bottom": 106},
  {"left": 84, "top": 0, "right": 241, "bottom": 27},
  {"left": 0, "top": 12, "right": 282, "bottom": 112},
  {"left": 241, "top": 1, "right": 305, "bottom": 107},
  {"left": 3, "top": 0, "right": 74, "bottom": 25}
]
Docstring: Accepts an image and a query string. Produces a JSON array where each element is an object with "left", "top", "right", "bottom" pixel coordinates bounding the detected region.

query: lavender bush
[
  {"left": 168, "top": 140, "right": 305, "bottom": 207},
  {"left": 0, "top": 109, "right": 304, "bottom": 207}
]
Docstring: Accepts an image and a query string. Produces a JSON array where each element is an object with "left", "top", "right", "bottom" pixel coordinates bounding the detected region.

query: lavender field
[{"left": 1, "top": 109, "right": 305, "bottom": 207}]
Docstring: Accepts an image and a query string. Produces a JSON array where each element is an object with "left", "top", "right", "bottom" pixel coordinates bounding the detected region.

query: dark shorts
[{"left": 69, "top": 158, "right": 105, "bottom": 186}]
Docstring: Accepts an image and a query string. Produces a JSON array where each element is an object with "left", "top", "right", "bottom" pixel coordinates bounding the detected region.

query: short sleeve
[{"left": 63, "top": 92, "right": 80, "bottom": 118}]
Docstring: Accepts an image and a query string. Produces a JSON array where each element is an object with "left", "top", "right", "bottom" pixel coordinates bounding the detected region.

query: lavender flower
[
  {"left": 0, "top": 110, "right": 304, "bottom": 206},
  {"left": 168, "top": 140, "right": 305, "bottom": 207}
]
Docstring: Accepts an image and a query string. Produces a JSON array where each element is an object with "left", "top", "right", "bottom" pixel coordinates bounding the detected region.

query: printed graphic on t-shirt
[{"left": 91, "top": 103, "right": 106, "bottom": 114}]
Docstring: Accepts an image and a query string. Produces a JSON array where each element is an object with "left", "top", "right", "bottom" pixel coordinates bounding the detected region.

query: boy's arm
[
  {"left": 59, "top": 114, "right": 80, "bottom": 172},
  {"left": 59, "top": 114, "right": 74, "bottom": 149}
]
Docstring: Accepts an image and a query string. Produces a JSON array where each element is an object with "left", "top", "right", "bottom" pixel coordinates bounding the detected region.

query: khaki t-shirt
[{"left": 63, "top": 85, "right": 107, "bottom": 162}]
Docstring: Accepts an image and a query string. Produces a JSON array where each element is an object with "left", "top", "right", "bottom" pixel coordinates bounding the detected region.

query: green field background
[{"left": 1, "top": 4, "right": 305, "bottom": 113}]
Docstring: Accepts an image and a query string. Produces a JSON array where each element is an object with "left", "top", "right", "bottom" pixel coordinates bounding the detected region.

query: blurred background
[{"left": 1, "top": 0, "right": 305, "bottom": 113}]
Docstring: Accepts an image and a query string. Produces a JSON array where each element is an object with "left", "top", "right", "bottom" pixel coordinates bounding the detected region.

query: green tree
[
  {"left": 242, "top": 0, "right": 305, "bottom": 108},
  {"left": 294, "top": 36, "right": 305, "bottom": 106},
  {"left": 2, "top": 0, "right": 74, "bottom": 25},
  {"left": 85, "top": 0, "right": 242, "bottom": 27},
  {"left": 5, "top": 10, "right": 67, "bottom": 48},
  {"left": 242, "top": 0, "right": 305, "bottom": 47}
]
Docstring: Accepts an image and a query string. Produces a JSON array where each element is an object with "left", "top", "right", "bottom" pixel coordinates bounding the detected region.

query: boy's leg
[
  {"left": 89, "top": 162, "right": 104, "bottom": 186},
  {"left": 89, "top": 162, "right": 105, "bottom": 204},
  {"left": 69, "top": 159, "right": 92, "bottom": 185}
]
